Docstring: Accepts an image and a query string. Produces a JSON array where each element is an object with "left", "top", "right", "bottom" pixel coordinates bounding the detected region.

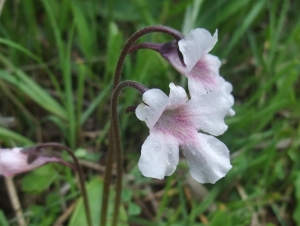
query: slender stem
[
  {"left": 113, "top": 25, "right": 183, "bottom": 89},
  {"left": 128, "top": 42, "right": 162, "bottom": 53},
  {"left": 110, "top": 81, "right": 148, "bottom": 226},
  {"left": 27, "top": 143, "right": 92, "bottom": 226},
  {"left": 101, "top": 81, "right": 147, "bottom": 226},
  {"left": 100, "top": 128, "right": 114, "bottom": 226}
]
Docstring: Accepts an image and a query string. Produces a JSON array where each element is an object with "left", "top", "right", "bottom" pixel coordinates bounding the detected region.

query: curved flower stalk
[
  {"left": 0, "top": 147, "right": 72, "bottom": 177},
  {"left": 113, "top": 25, "right": 184, "bottom": 89},
  {"left": 135, "top": 83, "right": 232, "bottom": 183},
  {"left": 101, "top": 81, "right": 148, "bottom": 226}
]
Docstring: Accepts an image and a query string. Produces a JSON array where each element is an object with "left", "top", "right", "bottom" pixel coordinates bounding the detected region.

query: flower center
[{"left": 153, "top": 105, "right": 195, "bottom": 144}]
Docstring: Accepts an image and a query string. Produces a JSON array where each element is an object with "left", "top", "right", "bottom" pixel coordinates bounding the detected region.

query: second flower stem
[{"left": 111, "top": 81, "right": 147, "bottom": 226}]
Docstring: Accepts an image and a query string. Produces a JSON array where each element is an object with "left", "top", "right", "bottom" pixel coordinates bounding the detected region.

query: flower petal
[
  {"left": 159, "top": 40, "right": 187, "bottom": 74},
  {"left": 186, "top": 92, "right": 230, "bottom": 136},
  {"left": 181, "top": 133, "right": 232, "bottom": 184},
  {"left": 135, "top": 89, "right": 169, "bottom": 129},
  {"left": 179, "top": 29, "right": 218, "bottom": 73},
  {"left": 219, "top": 77, "right": 234, "bottom": 106},
  {"left": 168, "top": 83, "right": 188, "bottom": 106},
  {"left": 187, "top": 54, "right": 222, "bottom": 97},
  {"left": 0, "top": 148, "right": 71, "bottom": 177},
  {"left": 138, "top": 130, "right": 180, "bottom": 179},
  {"left": 227, "top": 109, "right": 236, "bottom": 116},
  {"left": 219, "top": 77, "right": 235, "bottom": 116}
]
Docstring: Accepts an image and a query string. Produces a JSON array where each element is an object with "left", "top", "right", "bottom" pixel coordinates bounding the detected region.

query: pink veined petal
[
  {"left": 186, "top": 92, "right": 230, "bottom": 136},
  {"left": 187, "top": 54, "right": 222, "bottom": 97},
  {"left": 138, "top": 130, "right": 180, "bottom": 180},
  {"left": 179, "top": 29, "right": 218, "bottom": 73},
  {"left": 135, "top": 89, "right": 169, "bottom": 129},
  {"left": 181, "top": 133, "right": 232, "bottom": 184},
  {"left": 168, "top": 83, "right": 188, "bottom": 106},
  {"left": 0, "top": 148, "right": 72, "bottom": 177}
]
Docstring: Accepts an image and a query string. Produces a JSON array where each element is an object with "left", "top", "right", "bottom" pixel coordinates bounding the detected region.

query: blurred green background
[{"left": 0, "top": 0, "right": 299, "bottom": 225}]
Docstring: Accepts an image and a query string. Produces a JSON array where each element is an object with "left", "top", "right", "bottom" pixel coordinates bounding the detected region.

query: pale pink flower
[
  {"left": 161, "top": 28, "right": 235, "bottom": 116},
  {"left": 0, "top": 147, "right": 71, "bottom": 177},
  {"left": 135, "top": 83, "right": 232, "bottom": 184}
]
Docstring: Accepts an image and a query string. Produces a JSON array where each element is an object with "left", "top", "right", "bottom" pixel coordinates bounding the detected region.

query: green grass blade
[
  {"left": 0, "top": 38, "right": 63, "bottom": 99},
  {"left": 72, "top": 2, "right": 95, "bottom": 59},
  {"left": 0, "top": 127, "right": 34, "bottom": 146},
  {"left": 80, "top": 82, "right": 112, "bottom": 125},
  {"left": 0, "top": 67, "right": 66, "bottom": 119},
  {"left": 0, "top": 210, "right": 9, "bottom": 226},
  {"left": 63, "top": 23, "right": 76, "bottom": 148},
  {"left": 221, "top": 0, "right": 266, "bottom": 58},
  {"left": 40, "top": 0, "right": 64, "bottom": 66},
  {"left": 182, "top": 0, "right": 204, "bottom": 34}
]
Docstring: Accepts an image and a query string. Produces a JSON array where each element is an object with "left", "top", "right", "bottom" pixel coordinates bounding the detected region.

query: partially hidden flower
[
  {"left": 160, "top": 28, "right": 235, "bottom": 116},
  {"left": 135, "top": 83, "right": 232, "bottom": 184},
  {"left": 0, "top": 147, "right": 72, "bottom": 177}
]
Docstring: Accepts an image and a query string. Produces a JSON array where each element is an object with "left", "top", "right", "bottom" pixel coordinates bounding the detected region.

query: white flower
[
  {"left": 161, "top": 28, "right": 235, "bottom": 116},
  {"left": 0, "top": 147, "right": 71, "bottom": 177},
  {"left": 135, "top": 83, "right": 232, "bottom": 184}
]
